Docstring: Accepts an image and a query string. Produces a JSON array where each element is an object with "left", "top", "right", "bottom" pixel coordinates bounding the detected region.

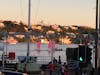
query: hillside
[{"left": 0, "top": 20, "right": 95, "bottom": 44}]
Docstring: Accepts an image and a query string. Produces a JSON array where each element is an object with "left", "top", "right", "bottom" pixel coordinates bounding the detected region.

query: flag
[
  {"left": 48, "top": 40, "right": 52, "bottom": 49},
  {"left": 53, "top": 41, "right": 56, "bottom": 49},
  {"left": 48, "top": 40, "right": 56, "bottom": 53},
  {"left": 36, "top": 40, "right": 41, "bottom": 53}
]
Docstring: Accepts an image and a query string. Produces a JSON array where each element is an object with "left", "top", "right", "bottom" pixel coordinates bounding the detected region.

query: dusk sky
[{"left": 0, "top": 0, "right": 96, "bottom": 28}]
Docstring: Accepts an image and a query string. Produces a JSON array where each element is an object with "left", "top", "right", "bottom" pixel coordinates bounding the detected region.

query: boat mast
[{"left": 26, "top": 0, "right": 31, "bottom": 62}]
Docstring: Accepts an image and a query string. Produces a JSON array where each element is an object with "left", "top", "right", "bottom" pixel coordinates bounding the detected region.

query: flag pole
[
  {"left": 24, "top": 0, "right": 31, "bottom": 72},
  {"left": 26, "top": 0, "right": 31, "bottom": 63}
]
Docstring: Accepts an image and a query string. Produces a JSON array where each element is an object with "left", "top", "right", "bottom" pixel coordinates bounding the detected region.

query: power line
[
  {"left": 20, "top": 0, "right": 23, "bottom": 21},
  {"left": 34, "top": 0, "right": 41, "bottom": 24},
  {"left": 19, "top": 0, "right": 25, "bottom": 22}
]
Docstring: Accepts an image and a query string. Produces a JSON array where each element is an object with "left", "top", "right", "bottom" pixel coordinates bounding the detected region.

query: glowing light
[{"left": 41, "top": 39, "right": 44, "bottom": 43}]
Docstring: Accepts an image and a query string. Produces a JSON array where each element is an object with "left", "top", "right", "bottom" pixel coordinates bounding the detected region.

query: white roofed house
[{"left": 0, "top": 22, "right": 4, "bottom": 28}]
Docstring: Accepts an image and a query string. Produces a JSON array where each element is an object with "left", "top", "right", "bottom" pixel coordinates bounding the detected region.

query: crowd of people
[{"left": 40, "top": 56, "right": 69, "bottom": 75}]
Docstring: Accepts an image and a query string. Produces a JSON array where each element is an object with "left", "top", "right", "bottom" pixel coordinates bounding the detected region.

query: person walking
[
  {"left": 61, "top": 63, "right": 66, "bottom": 75},
  {"left": 53, "top": 57, "right": 57, "bottom": 64},
  {"left": 48, "top": 62, "right": 54, "bottom": 75},
  {"left": 40, "top": 65, "right": 47, "bottom": 75},
  {"left": 53, "top": 62, "right": 61, "bottom": 75},
  {"left": 58, "top": 56, "right": 61, "bottom": 64},
  {"left": 64, "top": 65, "right": 69, "bottom": 75}
]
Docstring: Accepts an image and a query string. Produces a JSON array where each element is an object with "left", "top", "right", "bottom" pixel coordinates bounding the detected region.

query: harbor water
[{"left": 0, "top": 43, "right": 78, "bottom": 64}]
